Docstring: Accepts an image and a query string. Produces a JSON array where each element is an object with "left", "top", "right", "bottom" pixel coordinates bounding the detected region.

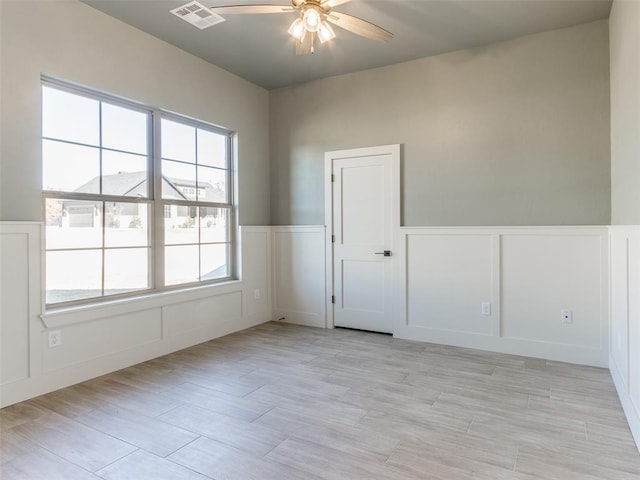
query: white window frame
[{"left": 42, "top": 77, "right": 236, "bottom": 309}]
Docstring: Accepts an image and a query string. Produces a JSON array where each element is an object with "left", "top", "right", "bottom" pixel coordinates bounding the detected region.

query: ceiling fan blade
[
  {"left": 321, "top": 0, "right": 351, "bottom": 8},
  {"left": 295, "top": 31, "right": 314, "bottom": 55},
  {"left": 327, "top": 11, "right": 393, "bottom": 42},
  {"left": 209, "top": 4, "right": 294, "bottom": 14}
]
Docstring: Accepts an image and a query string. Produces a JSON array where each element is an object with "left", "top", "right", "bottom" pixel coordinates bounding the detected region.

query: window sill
[{"left": 41, "top": 280, "right": 244, "bottom": 328}]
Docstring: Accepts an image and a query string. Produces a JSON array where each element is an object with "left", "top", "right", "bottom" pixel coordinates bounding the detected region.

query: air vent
[{"left": 170, "top": 1, "right": 225, "bottom": 30}]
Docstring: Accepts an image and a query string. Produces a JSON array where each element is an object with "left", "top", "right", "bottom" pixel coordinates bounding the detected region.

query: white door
[{"left": 326, "top": 145, "right": 399, "bottom": 334}]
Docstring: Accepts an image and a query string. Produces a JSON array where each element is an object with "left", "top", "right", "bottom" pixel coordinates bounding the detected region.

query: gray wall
[
  {"left": 610, "top": 0, "right": 640, "bottom": 225},
  {"left": 0, "top": 0, "right": 270, "bottom": 225},
  {"left": 270, "top": 20, "right": 611, "bottom": 226}
]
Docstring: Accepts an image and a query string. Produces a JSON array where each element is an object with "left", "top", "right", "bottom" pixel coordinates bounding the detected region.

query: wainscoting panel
[
  {"left": 501, "top": 234, "right": 603, "bottom": 348},
  {"left": 610, "top": 232, "right": 630, "bottom": 382},
  {"left": 406, "top": 234, "right": 494, "bottom": 335},
  {"left": 272, "top": 226, "right": 326, "bottom": 328},
  {"left": 163, "top": 291, "right": 243, "bottom": 338},
  {"left": 630, "top": 232, "right": 640, "bottom": 446},
  {"left": 41, "top": 308, "right": 163, "bottom": 372},
  {"left": 0, "top": 223, "right": 42, "bottom": 386},
  {"left": 241, "top": 227, "right": 271, "bottom": 321},
  {"left": 609, "top": 226, "right": 640, "bottom": 451},
  {"left": 0, "top": 223, "right": 272, "bottom": 407},
  {"left": 395, "top": 227, "right": 609, "bottom": 367}
]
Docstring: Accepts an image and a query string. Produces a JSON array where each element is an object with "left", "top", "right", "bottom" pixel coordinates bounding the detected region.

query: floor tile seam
[
  {"left": 26, "top": 425, "right": 141, "bottom": 475},
  {"left": 1, "top": 429, "right": 110, "bottom": 478},
  {"left": 162, "top": 437, "right": 219, "bottom": 480},
  {"left": 27, "top": 403, "right": 198, "bottom": 463},
  {"left": 289, "top": 425, "right": 398, "bottom": 462},
  {"left": 152, "top": 410, "right": 214, "bottom": 446}
]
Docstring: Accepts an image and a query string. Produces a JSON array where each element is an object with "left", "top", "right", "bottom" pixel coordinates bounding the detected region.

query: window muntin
[
  {"left": 42, "top": 81, "right": 234, "bottom": 307},
  {"left": 160, "top": 118, "right": 229, "bottom": 204},
  {"left": 44, "top": 198, "right": 152, "bottom": 305},
  {"left": 163, "top": 206, "right": 231, "bottom": 286}
]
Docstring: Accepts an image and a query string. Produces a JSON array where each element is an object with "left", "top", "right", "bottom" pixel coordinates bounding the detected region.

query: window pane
[
  {"left": 102, "top": 103, "right": 148, "bottom": 154},
  {"left": 162, "top": 160, "right": 197, "bottom": 200},
  {"left": 104, "top": 203, "right": 149, "bottom": 247},
  {"left": 197, "top": 166, "right": 227, "bottom": 203},
  {"left": 201, "top": 243, "right": 229, "bottom": 281},
  {"left": 43, "top": 86, "right": 99, "bottom": 146},
  {"left": 45, "top": 199, "right": 103, "bottom": 249},
  {"left": 104, "top": 248, "right": 149, "bottom": 295},
  {"left": 161, "top": 119, "right": 195, "bottom": 163},
  {"left": 43, "top": 140, "right": 100, "bottom": 193},
  {"left": 165, "top": 245, "right": 198, "bottom": 286},
  {"left": 46, "top": 250, "right": 102, "bottom": 304},
  {"left": 200, "top": 207, "right": 229, "bottom": 243},
  {"left": 165, "top": 205, "right": 198, "bottom": 245},
  {"left": 102, "top": 151, "right": 148, "bottom": 197},
  {"left": 197, "top": 129, "right": 226, "bottom": 168}
]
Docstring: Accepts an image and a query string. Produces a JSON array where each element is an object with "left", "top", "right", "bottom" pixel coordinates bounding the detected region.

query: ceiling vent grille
[{"left": 170, "top": 1, "right": 225, "bottom": 30}]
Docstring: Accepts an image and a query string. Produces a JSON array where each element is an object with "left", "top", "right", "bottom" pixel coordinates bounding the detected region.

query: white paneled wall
[
  {"left": 0, "top": 224, "right": 273, "bottom": 407},
  {"left": 0, "top": 223, "right": 43, "bottom": 390},
  {"left": 269, "top": 225, "right": 609, "bottom": 367},
  {"left": 609, "top": 226, "right": 640, "bottom": 449},
  {"left": 395, "top": 227, "right": 609, "bottom": 367},
  {"left": 271, "top": 226, "right": 326, "bottom": 328},
  {"left": 501, "top": 234, "right": 604, "bottom": 348},
  {"left": 405, "top": 234, "right": 496, "bottom": 336},
  {"left": 4, "top": 221, "right": 637, "bottom": 450}
]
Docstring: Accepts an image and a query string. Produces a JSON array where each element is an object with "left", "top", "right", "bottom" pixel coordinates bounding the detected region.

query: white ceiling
[{"left": 83, "top": 0, "right": 612, "bottom": 90}]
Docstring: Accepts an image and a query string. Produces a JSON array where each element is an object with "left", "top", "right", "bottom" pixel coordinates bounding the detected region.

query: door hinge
[
  {"left": 331, "top": 235, "right": 335, "bottom": 243},
  {"left": 331, "top": 295, "right": 335, "bottom": 304},
  {"left": 331, "top": 174, "right": 335, "bottom": 182}
]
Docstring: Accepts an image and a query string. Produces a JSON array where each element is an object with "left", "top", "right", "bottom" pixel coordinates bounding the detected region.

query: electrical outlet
[
  {"left": 254, "top": 288, "right": 261, "bottom": 300},
  {"left": 481, "top": 302, "right": 491, "bottom": 316},
  {"left": 561, "top": 310, "right": 573, "bottom": 324},
  {"left": 48, "top": 330, "right": 62, "bottom": 348}
]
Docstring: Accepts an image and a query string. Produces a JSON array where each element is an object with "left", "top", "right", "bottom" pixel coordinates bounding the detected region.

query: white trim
[
  {"left": 41, "top": 280, "right": 245, "bottom": 328},
  {"left": 324, "top": 144, "right": 401, "bottom": 330},
  {"left": 324, "top": 158, "right": 333, "bottom": 328}
]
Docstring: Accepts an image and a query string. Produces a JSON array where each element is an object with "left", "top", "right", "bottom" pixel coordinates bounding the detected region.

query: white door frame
[{"left": 324, "top": 144, "right": 401, "bottom": 330}]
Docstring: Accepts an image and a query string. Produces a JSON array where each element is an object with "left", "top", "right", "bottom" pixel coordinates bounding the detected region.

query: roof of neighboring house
[{"left": 73, "top": 171, "right": 224, "bottom": 202}]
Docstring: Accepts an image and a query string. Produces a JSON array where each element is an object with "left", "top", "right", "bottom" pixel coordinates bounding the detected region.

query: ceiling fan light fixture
[
  {"left": 288, "top": 17, "right": 306, "bottom": 40},
  {"left": 204, "top": 0, "right": 392, "bottom": 56},
  {"left": 302, "top": 7, "right": 321, "bottom": 32},
  {"left": 317, "top": 20, "right": 335, "bottom": 43}
]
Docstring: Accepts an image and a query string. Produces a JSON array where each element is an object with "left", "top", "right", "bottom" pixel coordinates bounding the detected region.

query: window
[
  {"left": 42, "top": 79, "right": 234, "bottom": 307},
  {"left": 160, "top": 117, "right": 232, "bottom": 286}
]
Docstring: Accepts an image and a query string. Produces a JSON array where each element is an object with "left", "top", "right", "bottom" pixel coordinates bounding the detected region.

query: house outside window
[{"left": 42, "top": 79, "right": 235, "bottom": 307}]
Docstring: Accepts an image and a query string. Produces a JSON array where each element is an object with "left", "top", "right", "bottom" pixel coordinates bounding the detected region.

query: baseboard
[
  {"left": 273, "top": 309, "right": 325, "bottom": 328},
  {"left": 394, "top": 326, "right": 608, "bottom": 367}
]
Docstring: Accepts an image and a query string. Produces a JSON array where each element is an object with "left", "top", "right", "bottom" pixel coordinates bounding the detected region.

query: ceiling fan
[{"left": 208, "top": 0, "right": 393, "bottom": 54}]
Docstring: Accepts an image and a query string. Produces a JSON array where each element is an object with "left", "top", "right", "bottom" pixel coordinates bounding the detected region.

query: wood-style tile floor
[{"left": 1, "top": 322, "right": 639, "bottom": 479}]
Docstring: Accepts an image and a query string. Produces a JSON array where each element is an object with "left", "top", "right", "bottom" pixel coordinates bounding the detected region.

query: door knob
[{"left": 375, "top": 250, "right": 391, "bottom": 257}]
